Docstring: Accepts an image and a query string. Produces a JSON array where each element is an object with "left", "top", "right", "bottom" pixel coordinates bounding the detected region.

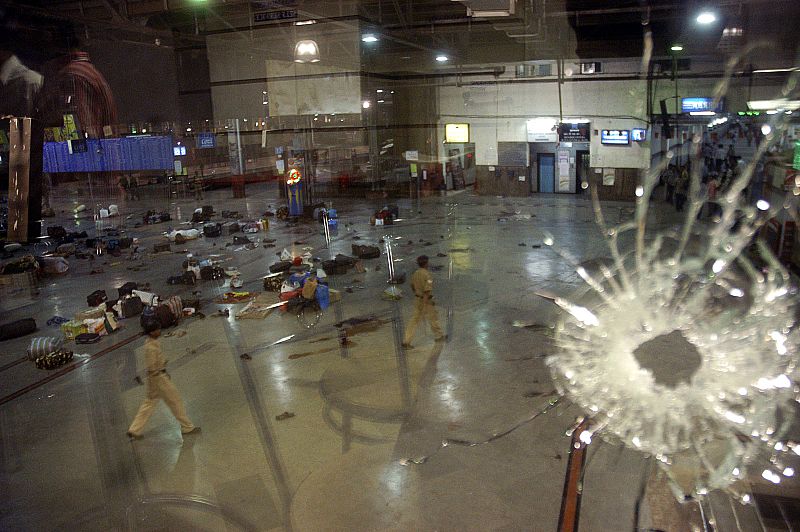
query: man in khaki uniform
[
  {"left": 127, "top": 324, "right": 200, "bottom": 439},
  {"left": 402, "top": 255, "right": 445, "bottom": 347}
]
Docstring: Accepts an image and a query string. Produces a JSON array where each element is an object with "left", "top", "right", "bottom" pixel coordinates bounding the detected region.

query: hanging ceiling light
[{"left": 294, "top": 40, "right": 320, "bottom": 63}]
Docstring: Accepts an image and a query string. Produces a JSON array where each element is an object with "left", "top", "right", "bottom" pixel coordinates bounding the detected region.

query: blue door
[{"left": 538, "top": 154, "right": 555, "bottom": 193}]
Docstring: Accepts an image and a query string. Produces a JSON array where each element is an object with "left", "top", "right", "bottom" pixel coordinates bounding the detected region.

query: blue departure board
[{"left": 43, "top": 136, "right": 173, "bottom": 173}]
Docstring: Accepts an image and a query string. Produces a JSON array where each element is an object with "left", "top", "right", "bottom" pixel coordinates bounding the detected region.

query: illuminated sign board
[
  {"left": 681, "top": 97, "right": 724, "bottom": 113},
  {"left": 600, "top": 130, "right": 630, "bottom": 145},
  {"left": 286, "top": 168, "right": 302, "bottom": 185},
  {"left": 558, "top": 122, "right": 590, "bottom": 142},
  {"left": 631, "top": 128, "right": 647, "bottom": 142},
  {"left": 444, "top": 123, "right": 469, "bottom": 143}
]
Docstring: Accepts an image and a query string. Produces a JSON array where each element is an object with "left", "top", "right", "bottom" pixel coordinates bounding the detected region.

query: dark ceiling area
[{"left": 2, "top": 0, "right": 799, "bottom": 67}]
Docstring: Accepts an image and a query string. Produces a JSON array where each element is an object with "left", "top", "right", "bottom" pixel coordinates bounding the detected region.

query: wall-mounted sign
[
  {"left": 681, "top": 97, "right": 724, "bottom": 113},
  {"left": 600, "top": 129, "right": 630, "bottom": 145},
  {"left": 445, "top": 123, "right": 469, "bottom": 143},
  {"left": 558, "top": 122, "right": 590, "bottom": 142},
  {"left": 173, "top": 145, "right": 187, "bottom": 156},
  {"left": 404, "top": 150, "right": 419, "bottom": 161},
  {"left": 254, "top": 9, "right": 297, "bottom": 23},
  {"left": 197, "top": 132, "right": 216, "bottom": 149},
  {"left": 631, "top": 128, "right": 647, "bottom": 142},
  {"left": 527, "top": 117, "right": 558, "bottom": 143}
]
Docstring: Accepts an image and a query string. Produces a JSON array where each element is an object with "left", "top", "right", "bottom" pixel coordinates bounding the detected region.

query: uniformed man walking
[
  {"left": 402, "top": 255, "right": 445, "bottom": 347},
  {"left": 127, "top": 323, "right": 200, "bottom": 440}
]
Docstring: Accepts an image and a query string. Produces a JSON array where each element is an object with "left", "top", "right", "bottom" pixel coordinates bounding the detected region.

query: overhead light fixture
[
  {"left": 761, "top": 124, "right": 772, "bottom": 136},
  {"left": 748, "top": 99, "right": 800, "bottom": 111},
  {"left": 362, "top": 101, "right": 370, "bottom": 109},
  {"left": 377, "top": 100, "right": 385, "bottom": 103},
  {"left": 436, "top": 55, "right": 449, "bottom": 62},
  {"left": 766, "top": 109, "right": 779, "bottom": 115},
  {"left": 752, "top": 67, "right": 800, "bottom": 73},
  {"left": 294, "top": 40, "right": 320, "bottom": 63},
  {"left": 376, "top": 89, "right": 383, "bottom": 93},
  {"left": 696, "top": 11, "right": 717, "bottom": 24},
  {"left": 294, "top": 19, "right": 317, "bottom": 25},
  {"left": 362, "top": 34, "right": 378, "bottom": 43},
  {"left": 670, "top": 44, "right": 684, "bottom": 52},
  {"left": 690, "top": 111, "right": 716, "bottom": 116}
]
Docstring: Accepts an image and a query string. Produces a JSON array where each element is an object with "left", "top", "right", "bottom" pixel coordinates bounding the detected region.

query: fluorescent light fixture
[
  {"left": 752, "top": 67, "right": 800, "bottom": 73},
  {"left": 436, "top": 55, "right": 449, "bottom": 62},
  {"left": 748, "top": 99, "right": 800, "bottom": 111},
  {"left": 294, "top": 19, "right": 317, "bottom": 25},
  {"left": 445, "top": 123, "right": 469, "bottom": 143},
  {"left": 362, "top": 101, "right": 370, "bottom": 109},
  {"left": 468, "top": 10, "right": 513, "bottom": 17},
  {"left": 670, "top": 44, "right": 684, "bottom": 52},
  {"left": 696, "top": 11, "right": 716, "bottom": 24},
  {"left": 766, "top": 109, "right": 779, "bottom": 115},
  {"left": 376, "top": 89, "right": 383, "bottom": 93},
  {"left": 690, "top": 111, "right": 716, "bottom": 116},
  {"left": 377, "top": 100, "right": 385, "bottom": 103},
  {"left": 361, "top": 34, "right": 378, "bottom": 43}
]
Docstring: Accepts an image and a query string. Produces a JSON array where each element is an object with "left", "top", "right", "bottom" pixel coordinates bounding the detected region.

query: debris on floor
[{"left": 275, "top": 411, "right": 295, "bottom": 421}]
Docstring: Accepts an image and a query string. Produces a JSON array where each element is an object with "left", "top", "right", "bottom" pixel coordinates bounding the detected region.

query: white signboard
[
  {"left": 603, "top": 168, "right": 615, "bottom": 186},
  {"left": 405, "top": 150, "right": 419, "bottom": 161},
  {"left": 557, "top": 150, "right": 570, "bottom": 192}
]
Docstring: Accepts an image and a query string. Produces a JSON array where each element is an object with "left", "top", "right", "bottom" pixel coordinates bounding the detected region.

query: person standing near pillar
[
  {"left": 127, "top": 323, "right": 200, "bottom": 440},
  {"left": 402, "top": 255, "right": 445, "bottom": 348}
]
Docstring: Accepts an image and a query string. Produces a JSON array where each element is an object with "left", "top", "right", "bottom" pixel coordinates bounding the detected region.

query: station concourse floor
[{"left": 0, "top": 183, "right": 753, "bottom": 531}]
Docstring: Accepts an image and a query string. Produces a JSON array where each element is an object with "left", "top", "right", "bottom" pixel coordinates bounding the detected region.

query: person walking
[
  {"left": 402, "top": 255, "right": 445, "bottom": 347},
  {"left": 127, "top": 323, "right": 200, "bottom": 440}
]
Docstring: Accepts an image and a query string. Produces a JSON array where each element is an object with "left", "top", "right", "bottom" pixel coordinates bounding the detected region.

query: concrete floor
[{"left": 0, "top": 182, "right": 788, "bottom": 530}]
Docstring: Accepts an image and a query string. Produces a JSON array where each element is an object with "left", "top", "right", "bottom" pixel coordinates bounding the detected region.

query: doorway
[{"left": 537, "top": 153, "right": 555, "bottom": 193}]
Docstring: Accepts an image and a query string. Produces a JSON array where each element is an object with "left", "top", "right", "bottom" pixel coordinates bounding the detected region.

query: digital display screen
[
  {"left": 173, "top": 145, "right": 187, "bottom": 156},
  {"left": 600, "top": 130, "right": 630, "bottom": 145},
  {"left": 631, "top": 128, "right": 647, "bottom": 142},
  {"left": 43, "top": 136, "right": 174, "bottom": 173}
]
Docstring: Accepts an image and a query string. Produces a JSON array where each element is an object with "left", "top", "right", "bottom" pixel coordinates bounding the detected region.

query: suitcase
[
  {"left": 27, "top": 337, "right": 64, "bottom": 360},
  {"left": 118, "top": 282, "right": 138, "bottom": 298},
  {"left": 322, "top": 260, "right": 348, "bottom": 276},
  {"left": 263, "top": 273, "right": 284, "bottom": 292},
  {"left": 203, "top": 223, "right": 222, "bottom": 237},
  {"left": 87, "top": 290, "right": 108, "bottom": 307},
  {"left": 75, "top": 333, "right": 101, "bottom": 344},
  {"left": 121, "top": 296, "right": 143, "bottom": 318},
  {"left": 153, "top": 242, "right": 171, "bottom": 253},
  {"left": 334, "top": 254, "right": 357, "bottom": 266},
  {"left": 269, "top": 260, "right": 292, "bottom": 273},
  {"left": 75, "top": 306, "right": 106, "bottom": 321},
  {"left": 352, "top": 244, "right": 380, "bottom": 259}
]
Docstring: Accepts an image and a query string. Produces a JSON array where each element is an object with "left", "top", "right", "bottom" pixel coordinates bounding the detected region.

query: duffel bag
[
  {"left": 122, "top": 296, "right": 143, "bottom": 318},
  {"left": 269, "top": 260, "right": 292, "bottom": 273},
  {"left": 352, "top": 244, "right": 380, "bottom": 259},
  {"left": 334, "top": 254, "right": 357, "bottom": 266},
  {"left": 118, "top": 281, "right": 138, "bottom": 299},
  {"left": 87, "top": 290, "right": 108, "bottom": 307},
  {"left": 27, "top": 337, "right": 63, "bottom": 361}
]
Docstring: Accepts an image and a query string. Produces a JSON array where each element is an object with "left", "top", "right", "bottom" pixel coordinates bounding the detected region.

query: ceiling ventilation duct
[{"left": 454, "top": 0, "right": 516, "bottom": 17}]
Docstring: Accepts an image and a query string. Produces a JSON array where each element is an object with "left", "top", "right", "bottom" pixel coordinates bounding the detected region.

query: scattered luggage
[
  {"left": 153, "top": 242, "right": 171, "bottom": 253},
  {"left": 269, "top": 261, "right": 292, "bottom": 273},
  {"left": 121, "top": 296, "right": 144, "bottom": 318},
  {"left": 155, "top": 304, "right": 177, "bottom": 328},
  {"left": 263, "top": 273, "right": 283, "bottom": 292},
  {"left": 27, "top": 337, "right": 64, "bottom": 361},
  {"left": 75, "top": 333, "right": 101, "bottom": 344},
  {"left": 200, "top": 265, "right": 225, "bottom": 280},
  {"left": 301, "top": 277, "right": 318, "bottom": 300},
  {"left": 203, "top": 223, "right": 222, "bottom": 238},
  {"left": 118, "top": 282, "right": 138, "bottom": 299},
  {"left": 46, "top": 225, "right": 67, "bottom": 239},
  {"left": 162, "top": 296, "right": 183, "bottom": 322},
  {"left": 352, "top": 244, "right": 380, "bottom": 259},
  {"left": 34, "top": 349, "right": 73, "bottom": 370},
  {"left": 227, "top": 222, "right": 241, "bottom": 234},
  {"left": 87, "top": 290, "right": 108, "bottom": 307},
  {"left": 61, "top": 320, "right": 88, "bottom": 340},
  {"left": 322, "top": 260, "right": 348, "bottom": 276},
  {"left": 119, "top": 237, "right": 133, "bottom": 249}
]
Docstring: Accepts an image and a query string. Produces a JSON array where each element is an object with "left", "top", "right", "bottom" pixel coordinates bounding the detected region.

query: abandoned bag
[
  {"left": 27, "top": 337, "right": 64, "bottom": 361},
  {"left": 301, "top": 278, "right": 318, "bottom": 300},
  {"left": 87, "top": 290, "right": 108, "bottom": 307},
  {"left": 75, "top": 333, "right": 101, "bottom": 344},
  {"left": 269, "top": 260, "right": 292, "bottom": 273},
  {"left": 155, "top": 304, "right": 177, "bottom": 328},
  {"left": 351, "top": 244, "right": 380, "bottom": 259},
  {"left": 322, "top": 260, "right": 348, "bottom": 276},
  {"left": 162, "top": 296, "right": 183, "bottom": 322},
  {"left": 200, "top": 266, "right": 225, "bottom": 280},
  {"left": 46, "top": 225, "right": 67, "bottom": 239},
  {"left": 121, "top": 296, "right": 143, "bottom": 318},
  {"left": 263, "top": 273, "right": 283, "bottom": 292},
  {"left": 153, "top": 242, "right": 171, "bottom": 253},
  {"left": 34, "top": 349, "right": 74, "bottom": 370},
  {"left": 203, "top": 223, "right": 222, "bottom": 237},
  {"left": 118, "top": 282, "right": 138, "bottom": 299}
]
